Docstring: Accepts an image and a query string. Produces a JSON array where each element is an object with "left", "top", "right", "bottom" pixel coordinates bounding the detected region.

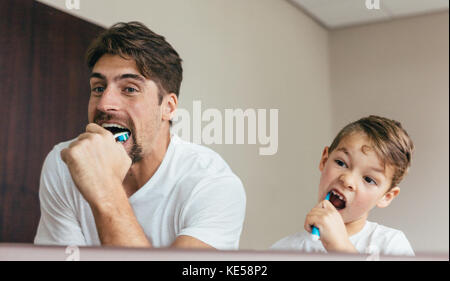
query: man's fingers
[
  {"left": 86, "top": 123, "right": 112, "bottom": 136},
  {"left": 85, "top": 124, "right": 116, "bottom": 143},
  {"left": 60, "top": 147, "right": 77, "bottom": 165},
  {"left": 60, "top": 148, "right": 67, "bottom": 163},
  {"left": 68, "top": 133, "right": 96, "bottom": 149},
  {"left": 77, "top": 132, "right": 94, "bottom": 141}
]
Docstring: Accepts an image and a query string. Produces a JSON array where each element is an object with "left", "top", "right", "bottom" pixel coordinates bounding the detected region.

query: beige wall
[
  {"left": 330, "top": 12, "right": 449, "bottom": 253},
  {"left": 36, "top": 0, "right": 448, "bottom": 253}
]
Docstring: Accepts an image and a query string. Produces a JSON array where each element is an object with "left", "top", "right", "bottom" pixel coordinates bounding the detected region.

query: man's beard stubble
[{"left": 129, "top": 140, "right": 143, "bottom": 164}]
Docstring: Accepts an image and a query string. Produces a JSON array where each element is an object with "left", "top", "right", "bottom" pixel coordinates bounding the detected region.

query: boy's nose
[{"left": 338, "top": 173, "right": 356, "bottom": 191}]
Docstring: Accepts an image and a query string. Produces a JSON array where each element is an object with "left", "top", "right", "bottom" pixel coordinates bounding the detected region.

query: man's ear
[
  {"left": 162, "top": 93, "right": 178, "bottom": 121},
  {"left": 377, "top": 187, "right": 400, "bottom": 208},
  {"left": 319, "top": 146, "right": 329, "bottom": 172}
]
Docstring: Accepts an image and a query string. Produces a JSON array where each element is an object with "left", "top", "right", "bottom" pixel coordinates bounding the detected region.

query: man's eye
[
  {"left": 92, "top": 87, "right": 105, "bottom": 93},
  {"left": 364, "top": 176, "right": 377, "bottom": 185},
  {"left": 124, "top": 87, "right": 138, "bottom": 93},
  {"left": 335, "top": 159, "right": 347, "bottom": 168}
]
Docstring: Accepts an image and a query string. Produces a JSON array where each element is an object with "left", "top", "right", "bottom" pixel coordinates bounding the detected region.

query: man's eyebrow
[
  {"left": 89, "top": 72, "right": 106, "bottom": 80},
  {"left": 114, "top": 73, "right": 146, "bottom": 83},
  {"left": 89, "top": 73, "right": 146, "bottom": 83}
]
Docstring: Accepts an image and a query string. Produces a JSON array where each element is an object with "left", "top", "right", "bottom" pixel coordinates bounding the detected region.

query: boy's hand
[{"left": 304, "top": 200, "right": 357, "bottom": 253}]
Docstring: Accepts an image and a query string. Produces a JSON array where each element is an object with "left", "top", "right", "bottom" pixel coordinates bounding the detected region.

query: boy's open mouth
[{"left": 329, "top": 189, "right": 346, "bottom": 210}]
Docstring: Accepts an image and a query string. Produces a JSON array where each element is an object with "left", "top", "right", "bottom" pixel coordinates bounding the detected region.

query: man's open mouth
[
  {"left": 329, "top": 189, "right": 346, "bottom": 210},
  {"left": 101, "top": 123, "right": 132, "bottom": 141}
]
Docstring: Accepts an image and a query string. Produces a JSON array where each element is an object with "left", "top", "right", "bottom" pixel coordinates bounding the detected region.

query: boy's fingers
[
  {"left": 322, "top": 200, "right": 337, "bottom": 211},
  {"left": 304, "top": 217, "right": 314, "bottom": 233},
  {"left": 314, "top": 201, "right": 324, "bottom": 208},
  {"left": 304, "top": 222, "right": 310, "bottom": 233},
  {"left": 304, "top": 211, "right": 324, "bottom": 233},
  {"left": 304, "top": 212, "right": 313, "bottom": 233},
  {"left": 313, "top": 200, "right": 331, "bottom": 209}
]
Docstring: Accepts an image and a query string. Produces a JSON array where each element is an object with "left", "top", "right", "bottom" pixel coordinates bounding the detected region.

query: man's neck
[{"left": 122, "top": 129, "right": 171, "bottom": 197}]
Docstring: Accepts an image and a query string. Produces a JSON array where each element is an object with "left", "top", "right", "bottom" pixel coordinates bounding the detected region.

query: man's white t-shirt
[
  {"left": 271, "top": 221, "right": 414, "bottom": 256},
  {"left": 34, "top": 134, "right": 246, "bottom": 250}
]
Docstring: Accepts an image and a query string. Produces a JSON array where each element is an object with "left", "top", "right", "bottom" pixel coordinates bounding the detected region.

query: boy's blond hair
[{"left": 329, "top": 115, "right": 414, "bottom": 189}]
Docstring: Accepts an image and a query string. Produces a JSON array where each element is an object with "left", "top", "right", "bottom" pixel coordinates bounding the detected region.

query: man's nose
[
  {"left": 96, "top": 87, "right": 121, "bottom": 112},
  {"left": 338, "top": 172, "right": 356, "bottom": 191}
]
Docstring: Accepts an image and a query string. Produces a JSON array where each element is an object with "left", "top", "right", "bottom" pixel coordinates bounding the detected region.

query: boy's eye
[
  {"left": 335, "top": 159, "right": 347, "bottom": 168},
  {"left": 364, "top": 176, "right": 377, "bottom": 185}
]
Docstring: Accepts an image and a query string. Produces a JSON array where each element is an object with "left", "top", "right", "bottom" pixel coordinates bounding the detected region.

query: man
[{"left": 34, "top": 22, "right": 246, "bottom": 249}]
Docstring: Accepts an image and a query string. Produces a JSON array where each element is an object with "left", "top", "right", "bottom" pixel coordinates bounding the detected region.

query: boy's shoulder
[
  {"left": 352, "top": 221, "right": 415, "bottom": 256},
  {"left": 270, "top": 231, "right": 326, "bottom": 253},
  {"left": 357, "top": 221, "right": 406, "bottom": 240}
]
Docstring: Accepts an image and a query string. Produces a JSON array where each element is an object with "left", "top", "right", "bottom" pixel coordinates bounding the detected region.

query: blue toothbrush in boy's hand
[{"left": 311, "top": 192, "right": 331, "bottom": 241}]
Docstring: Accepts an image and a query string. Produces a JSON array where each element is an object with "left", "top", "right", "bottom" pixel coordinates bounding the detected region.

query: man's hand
[
  {"left": 61, "top": 123, "right": 150, "bottom": 247},
  {"left": 304, "top": 200, "right": 357, "bottom": 253},
  {"left": 60, "top": 123, "right": 132, "bottom": 207}
]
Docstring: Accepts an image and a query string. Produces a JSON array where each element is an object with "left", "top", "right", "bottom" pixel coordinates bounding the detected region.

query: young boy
[{"left": 272, "top": 115, "right": 415, "bottom": 256}]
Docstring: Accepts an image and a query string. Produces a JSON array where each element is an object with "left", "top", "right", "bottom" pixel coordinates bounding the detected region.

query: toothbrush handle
[
  {"left": 311, "top": 226, "right": 321, "bottom": 241},
  {"left": 311, "top": 192, "right": 331, "bottom": 241}
]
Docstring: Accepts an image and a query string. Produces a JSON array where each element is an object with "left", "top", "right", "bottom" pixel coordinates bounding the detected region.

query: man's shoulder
[
  {"left": 167, "top": 135, "right": 245, "bottom": 198},
  {"left": 42, "top": 138, "right": 76, "bottom": 169},
  {"left": 39, "top": 139, "right": 81, "bottom": 206},
  {"left": 170, "top": 134, "right": 234, "bottom": 175},
  {"left": 47, "top": 138, "right": 76, "bottom": 158}
]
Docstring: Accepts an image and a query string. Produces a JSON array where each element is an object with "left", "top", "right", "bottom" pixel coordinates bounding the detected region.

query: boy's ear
[
  {"left": 319, "top": 146, "right": 329, "bottom": 172},
  {"left": 377, "top": 187, "right": 400, "bottom": 208}
]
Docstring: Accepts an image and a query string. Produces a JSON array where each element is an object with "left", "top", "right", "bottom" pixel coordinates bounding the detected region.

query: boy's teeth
[{"left": 331, "top": 190, "right": 345, "bottom": 202}]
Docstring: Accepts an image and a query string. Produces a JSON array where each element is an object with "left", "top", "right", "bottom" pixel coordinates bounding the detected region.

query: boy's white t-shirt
[
  {"left": 271, "top": 221, "right": 414, "bottom": 256},
  {"left": 34, "top": 134, "right": 246, "bottom": 250}
]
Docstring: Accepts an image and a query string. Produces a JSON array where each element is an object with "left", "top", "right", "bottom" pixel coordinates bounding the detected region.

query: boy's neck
[{"left": 345, "top": 215, "right": 368, "bottom": 236}]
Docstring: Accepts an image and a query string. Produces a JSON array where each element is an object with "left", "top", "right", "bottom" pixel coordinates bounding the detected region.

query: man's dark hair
[{"left": 86, "top": 21, "right": 183, "bottom": 104}]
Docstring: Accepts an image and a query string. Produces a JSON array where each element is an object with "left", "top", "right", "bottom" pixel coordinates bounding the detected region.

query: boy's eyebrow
[
  {"left": 336, "top": 147, "right": 349, "bottom": 155},
  {"left": 368, "top": 165, "right": 385, "bottom": 174},
  {"left": 89, "top": 72, "right": 146, "bottom": 84},
  {"left": 338, "top": 147, "right": 386, "bottom": 174}
]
